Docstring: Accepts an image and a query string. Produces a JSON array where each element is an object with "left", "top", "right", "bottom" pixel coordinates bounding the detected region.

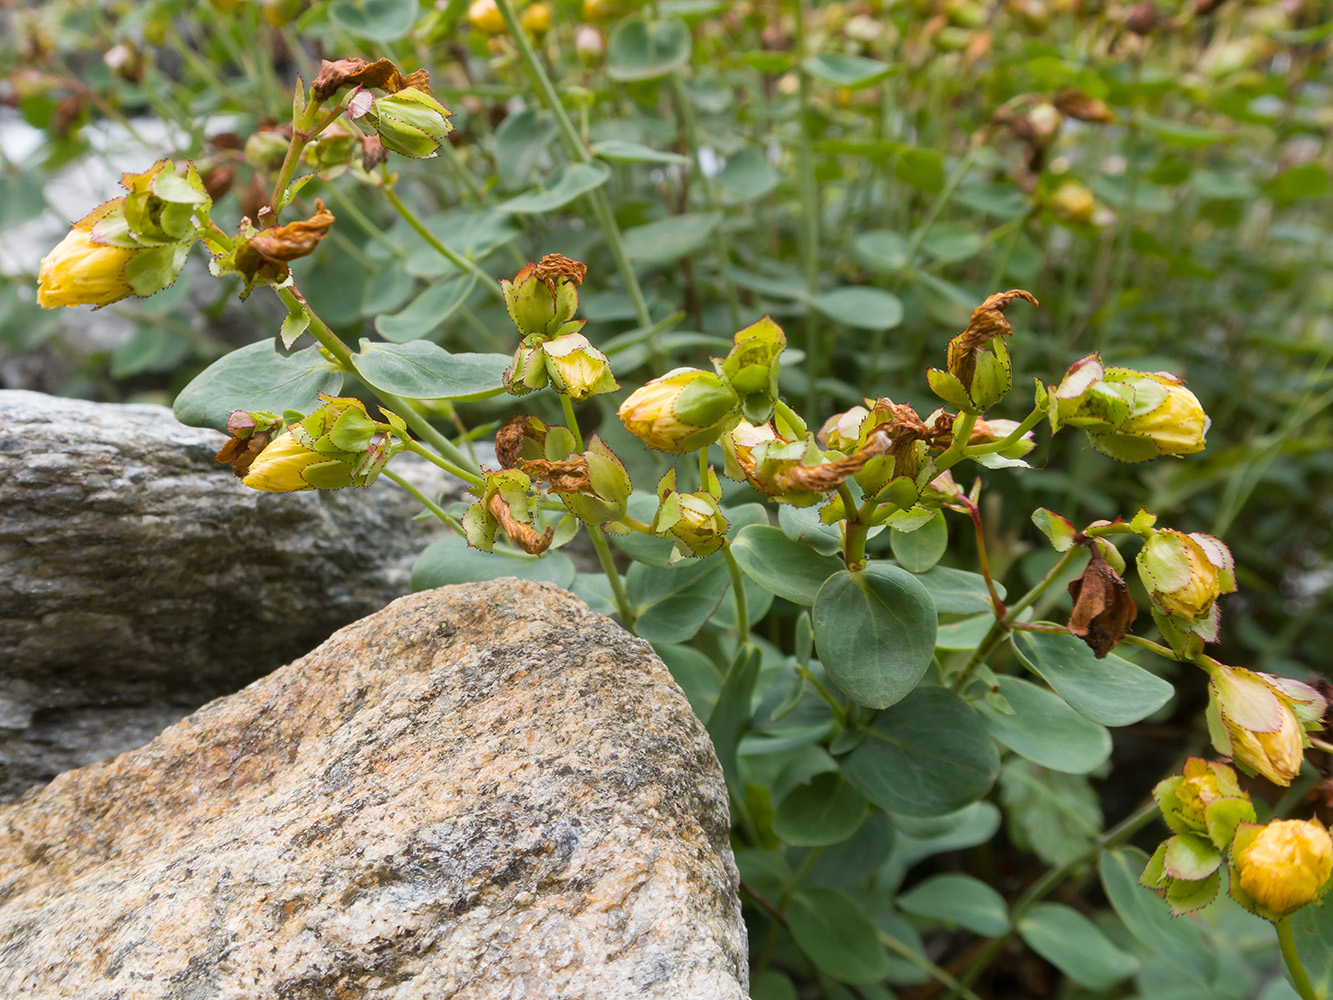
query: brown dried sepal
[
  {"left": 312, "top": 58, "right": 431, "bottom": 101},
  {"left": 520, "top": 458, "right": 591, "bottom": 494},
  {"left": 361, "top": 135, "right": 389, "bottom": 172},
  {"left": 1054, "top": 89, "right": 1115, "bottom": 124},
  {"left": 1067, "top": 543, "right": 1138, "bottom": 658},
  {"left": 777, "top": 446, "right": 881, "bottom": 494},
  {"left": 488, "top": 492, "right": 554, "bottom": 555}
]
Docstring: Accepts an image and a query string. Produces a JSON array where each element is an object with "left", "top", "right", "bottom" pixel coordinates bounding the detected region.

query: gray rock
[
  {"left": 0, "top": 580, "right": 747, "bottom": 999},
  {"left": 0, "top": 389, "right": 470, "bottom": 801}
]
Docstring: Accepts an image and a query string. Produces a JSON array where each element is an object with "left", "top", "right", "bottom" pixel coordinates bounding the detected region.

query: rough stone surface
[
  {"left": 0, "top": 580, "right": 747, "bottom": 999},
  {"left": 0, "top": 389, "right": 466, "bottom": 801}
]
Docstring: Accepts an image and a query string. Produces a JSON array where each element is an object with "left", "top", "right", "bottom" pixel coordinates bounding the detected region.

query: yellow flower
[
  {"left": 520, "top": 2, "right": 552, "bottom": 33},
  {"left": 617, "top": 367, "right": 739, "bottom": 454},
  {"left": 542, "top": 333, "right": 618, "bottom": 401},
  {"left": 1228, "top": 708, "right": 1304, "bottom": 787},
  {"left": 468, "top": 0, "right": 506, "bottom": 34},
  {"left": 1113, "top": 374, "right": 1208, "bottom": 457},
  {"left": 1235, "top": 819, "right": 1333, "bottom": 917},
  {"left": 37, "top": 225, "right": 136, "bottom": 309},
  {"left": 240, "top": 430, "right": 325, "bottom": 492},
  {"left": 1137, "top": 528, "right": 1232, "bottom": 621}
]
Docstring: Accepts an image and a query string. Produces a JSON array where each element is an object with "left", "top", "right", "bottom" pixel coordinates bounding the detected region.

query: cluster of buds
[
  {"left": 38, "top": 160, "right": 212, "bottom": 309},
  {"left": 1145, "top": 759, "right": 1333, "bottom": 922},
  {"left": 1204, "top": 660, "right": 1326, "bottom": 787},
  {"left": 215, "top": 395, "right": 401, "bottom": 492},
  {"left": 928, "top": 289, "right": 1037, "bottom": 414},
  {"left": 501, "top": 256, "right": 618, "bottom": 401},
  {"left": 1046, "top": 354, "right": 1209, "bottom": 463},
  {"left": 312, "top": 57, "right": 453, "bottom": 160}
]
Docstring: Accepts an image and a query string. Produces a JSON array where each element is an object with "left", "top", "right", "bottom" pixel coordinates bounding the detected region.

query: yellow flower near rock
[
  {"left": 37, "top": 222, "right": 137, "bottom": 309},
  {"left": 241, "top": 430, "right": 326, "bottom": 492},
  {"left": 1234, "top": 819, "right": 1333, "bottom": 917}
]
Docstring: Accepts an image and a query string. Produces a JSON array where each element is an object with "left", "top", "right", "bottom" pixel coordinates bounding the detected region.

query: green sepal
[
  {"left": 927, "top": 368, "right": 973, "bottom": 412},
  {"left": 1031, "top": 508, "right": 1077, "bottom": 552},
  {"left": 124, "top": 243, "right": 191, "bottom": 297}
]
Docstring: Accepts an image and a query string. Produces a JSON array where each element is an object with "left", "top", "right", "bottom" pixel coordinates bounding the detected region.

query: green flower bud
[
  {"left": 504, "top": 340, "right": 551, "bottom": 396},
  {"left": 653, "top": 467, "right": 729, "bottom": 561},
  {"left": 368, "top": 87, "right": 454, "bottom": 159},
  {"left": 928, "top": 289, "right": 1036, "bottom": 413},
  {"left": 501, "top": 255, "right": 587, "bottom": 339},
  {"left": 715, "top": 315, "right": 786, "bottom": 424}
]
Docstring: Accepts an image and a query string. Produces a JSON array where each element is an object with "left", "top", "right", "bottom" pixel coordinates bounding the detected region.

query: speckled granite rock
[
  {"left": 0, "top": 579, "right": 747, "bottom": 999},
  {"left": 0, "top": 389, "right": 465, "bottom": 801}
]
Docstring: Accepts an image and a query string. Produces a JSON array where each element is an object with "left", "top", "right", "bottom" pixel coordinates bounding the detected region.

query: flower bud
[
  {"left": 1050, "top": 355, "right": 1209, "bottom": 462},
  {"left": 928, "top": 289, "right": 1037, "bottom": 413},
  {"left": 241, "top": 395, "right": 395, "bottom": 492},
  {"left": 528, "top": 435, "right": 632, "bottom": 529},
  {"left": 368, "top": 87, "right": 454, "bottom": 159},
  {"left": 575, "top": 25, "right": 605, "bottom": 62},
  {"left": 1232, "top": 819, "right": 1333, "bottom": 918},
  {"left": 818, "top": 406, "right": 870, "bottom": 454},
  {"left": 468, "top": 0, "right": 506, "bottom": 34},
  {"left": 653, "top": 467, "right": 729, "bottom": 561},
  {"left": 542, "top": 333, "right": 618, "bottom": 401},
  {"left": 501, "top": 255, "right": 587, "bottom": 340},
  {"left": 1152, "top": 757, "right": 1254, "bottom": 849},
  {"left": 504, "top": 341, "right": 551, "bottom": 396},
  {"left": 618, "top": 367, "right": 741, "bottom": 454},
  {"left": 1137, "top": 528, "right": 1235, "bottom": 622},
  {"left": 520, "top": 2, "right": 552, "bottom": 34},
  {"left": 1047, "top": 178, "right": 1096, "bottom": 224},
  {"left": 1207, "top": 663, "right": 1326, "bottom": 786},
  {"left": 715, "top": 315, "right": 786, "bottom": 424},
  {"left": 463, "top": 469, "right": 553, "bottom": 554},
  {"left": 244, "top": 129, "right": 292, "bottom": 172},
  {"left": 37, "top": 206, "right": 138, "bottom": 309}
]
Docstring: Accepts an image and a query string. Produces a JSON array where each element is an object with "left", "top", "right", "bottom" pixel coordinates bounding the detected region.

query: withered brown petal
[
  {"left": 249, "top": 200, "right": 335, "bottom": 263},
  {"left": 312, "top": 57, "right": 431, "bottom": 100},
  {"left": 1054, "top": 89, "right": 1115, "bottom": 124},
  {"left": 531, "top": 253, "right": 587, "bottom": 286},
  {"left": 1068, "top": 545, "right": 1138, "bottom": 658},
  {"left": 488, "top": 492, "right": 553, "bottom": 555},
  {"left": 520, "top": 458, "right": 592, "bottom": 494}
]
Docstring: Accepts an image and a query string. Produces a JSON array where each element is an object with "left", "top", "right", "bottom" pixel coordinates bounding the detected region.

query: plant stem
[
  {"left": 381, "top": 184, "right": 505, "bottom": 300},
  {"left": 275, "top": 285, "right": 480, "bottom": 475},
  {"left": 270, "top": 85, "right": 322, "bottom": 215},
  {"left": 722, "top": 540, "right": 751, "bottom": 645},
  {"left": 943, "top": 800, "right": 1160, "bottom": 1000},
  {"left": 1276, "top": 917, "right": 1320, "bottom": 1000},
  {"left": 839, "top": 483, "right": 869, "bottom": 569},
  {"left": 492, "top": 0, "right": 654, "bottom": 335},
  {"left": 403, "top": 439, "right": 485, "bottom": 487},
  {"left": 959, "top": 403, "right": 1049, "bottom": 459},
  {"left": 560, "top": 393, "right": 584, "bottom": 450},
  {"left": 951, "top": 495, "right": 1005, "bottom": 616},
  {"left": 950, "top": 545, "right": 1081, "bottom": 692},
  {"left": 382, "top": 468, "right": 463, "bottom": 531},
  {"left": 669, "top": 73, "right": 742, "bottom": 329},
  {"left": 791, "top": 0, "right": 822, "bottom": 416}
]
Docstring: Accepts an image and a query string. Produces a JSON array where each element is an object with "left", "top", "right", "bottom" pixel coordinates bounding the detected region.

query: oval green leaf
[
  {"left": 774, "top": 771, "right": 868, "bottom": 847},
  {"left": 591, "top": 139, "right": 690, "bottom": 165},
  {"left": 374, "top": 274, "right": 476, "bottom": 343},
  {"left": 840, "top": 687, "right": 1000, "bottom": 817},
  {"left": 1018, "top": 902, "right": 1139, "bottom": 990},
  {"left": 890, "top": 510, "right": 948, "bottom": 572},
  {"left": 623, "top": 212, "right": 722, "bottom": 263},
  {"left": 497, "top": 162, "right": 611, "bottom": 215},
  {"left": 979, "top": 676, "right": 1112, "bottom": 774},
  {"left": 1098, "top": 848, "right": 1216, "bottom": 987},
  {"left": 787, "top": 887, "right": 891, "bottom": 985},
  {"left": 173, "top": 341, "right": 344, "bottom": 432},
  {"left": 913, "top": 565, "right": 1005, "bottom": 614},
  {"left": 607, "top": 17, "right": 692, "bottom": 81},
  {"left": 809, "top": 286, "right": 904, "bottom": 331},
  {"left": 813, "top": 566, "right": 937, "bottom": 708},
  {"left": 1011, "top": 630, "right": 1175, "bottom": 727},
  {"left": 352, "top": 341, "right": 509, "bottom": 400},
  {"left": 802, "top": 53, "right": 892, "bottom": 89},
  {"left": 897, "top": 874, "right": 1010, "bottom": 937},
  {"left": 627, "top": 555, "right": 731, "bottom": 643},
  {"left": 730, "top": 525, "right": 844, "bottom": 606},
  {"left": 328, "top": 0, "right": 418, "bottom": 41},
  {"left": 853, "top": 229, "right": 910, "bottom": 273}
]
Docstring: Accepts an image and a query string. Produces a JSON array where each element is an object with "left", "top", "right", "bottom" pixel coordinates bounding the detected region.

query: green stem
[
  {"left": 1276, "top": 917, "right": 1320, "bottom": 1000},
  {"left": 275, "top": 285, "right": 480, "bottom": 475},
  {"left": 382, "top": 468, "right": 463, "bottom": 531},
  {"left": 791, "top": 0, "right": 822, "bottom": 415},
  {"left": 840, "top": 483, "right": 869, "bottom": 569},
  {"left": 560, "top": 393, "right": 584, "bottom": 450},
  {"left": 270, "top": 86, "right": 323, "bottom": 215},
  {"left": 959, "top": 403, "right": 1049, "bottom": 459},
  {"left": 944, "top": 801, "right": 1160, "bottom": 1000},
  {"left": 589, "top": 524, "right": 636, "bottom": 628},
  {"left": 722, "top": 540, "right": 751, "bottom": 645},
  {"left": 669, "top": 73, "right": 741, "bottom": 329},
  {"left": 903, "top": 147, "right": 978, "bottom": 269},
  {"left": 382, "top": 184, "right": 504, "bottom": 300},
  {"left": 934, "top": 410, "right": 978, "bottom": 473},
  {"left": 492, "top": 0, "right": 653, "bottom": 334},
  {"left": 403, "top": 439, "right": 485, "bottom": 488},
  {"left": 950, "top": 545, "right": 1081, "bottom": 692},
  {"left": 879, "top": 932, "right": 987, "bottom": 1000}
]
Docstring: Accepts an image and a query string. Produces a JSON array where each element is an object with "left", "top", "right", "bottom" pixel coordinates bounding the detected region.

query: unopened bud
[
  {"left": 1232, "top": 819, "right": 1333, "bottom": 918},
  {"left": 368, "top": 87, "right": 454, "bottom": 159}
]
